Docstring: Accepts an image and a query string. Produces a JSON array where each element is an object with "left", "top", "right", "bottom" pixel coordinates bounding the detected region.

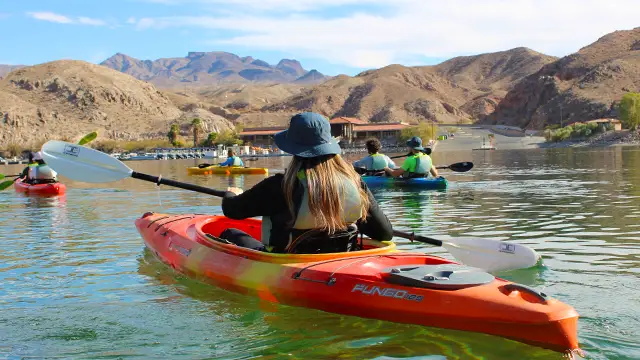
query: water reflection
[{"left": 1, "top": 146, "right": 640, "bottom": 359}]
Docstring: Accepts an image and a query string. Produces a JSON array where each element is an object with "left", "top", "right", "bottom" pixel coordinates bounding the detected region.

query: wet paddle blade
[
  {"left": 440, "top": 236, "right": 540, "bottom": 272},
  {"left": 0, "top": 180, "right": 14, "bottom": 190},
  {"left": 78, "top": 131, "right": 98, "bottom": 146},
  {"left": 448, "top": 162, "right": 474, "bottom": 172},
  {"left": 41, "top": 140, "right": 133, "bottom": 183}
]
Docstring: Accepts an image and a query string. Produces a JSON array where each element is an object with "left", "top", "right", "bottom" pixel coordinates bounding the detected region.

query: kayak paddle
[
  {"left": 0, "top": 174, "right": 20, "bottom": 181},
  {"left": 438, "top": 162, "right": 473, "bottom": 172},
  {"left": 40, "top": 140, "right": 540, "bottom": 272},
  {"left": 390, "top": 148, "right": 432, "bottom": 159},
  {"left": 0, "top": 132, "right": 98, "bottom": 191},
  {"left": 393, "top": 230, "right": 539, "bottom": 273},
  {"left": 354, "top": 161, "right": 473, "bottom": 176}
]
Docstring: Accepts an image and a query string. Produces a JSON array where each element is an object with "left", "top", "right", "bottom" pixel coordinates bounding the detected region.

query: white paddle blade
[
  {"left": 441, "top": 237, "right": 540, "bottom": 272},
  {"left": 41, "top": 140, "right": 133, "bottom": 183}
]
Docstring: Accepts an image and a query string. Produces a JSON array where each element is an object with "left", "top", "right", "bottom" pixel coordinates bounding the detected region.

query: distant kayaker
[
  {"left": 21, "top": 151, "right": 58, "bottom": 185},
  {"left": 352, "top": 138, "right": 396, "bottom": 175},
  {"left": 218, "top": 149, "right": 244, "bottom": 167},
  {"left": 18, "top": 152, "right": 36, "bottom": 182},
  {"left": 220, "top": 112, "right": 393, "bottom": 253},
  {"left": 384, "top": 136, "right": 438, "bottom": 179}
]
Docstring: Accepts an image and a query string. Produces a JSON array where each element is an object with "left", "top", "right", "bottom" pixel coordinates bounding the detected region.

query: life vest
[
  {"left": 230, "top": 156, "right": 243, "bottom": 166},
  {"left": 261, "top": 171, "right": 363, "bottom": 253},
  {"left": 28, "top": 164, "right": 57, "bottom": 181},
  {"left": 405, "top": 153, "right": 432, "bottom": 177},
  {"left": 368, "top": 153, "right": 388, "bottom": 171}
]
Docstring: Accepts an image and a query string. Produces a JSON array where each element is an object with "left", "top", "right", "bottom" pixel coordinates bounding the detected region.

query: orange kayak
[
  {"left": 135, "top": 212, "right": 580, "bottom": 353},
  {"left": 14, "top": 178, "right": 66, "bottom": 195}
]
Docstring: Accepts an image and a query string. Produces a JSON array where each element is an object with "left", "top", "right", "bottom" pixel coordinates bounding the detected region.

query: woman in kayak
[
  {"left": 384, "top": 136, "right": 438, "bottom": 179},
  {"left": 218, "top": 149, "right": 244, "bottom": 167},
  {"left": 220, "top": 112, "right": 393, "bottom": 253},
  {"left": 352, "top": 138, "right": 396, "bottom": 176}
]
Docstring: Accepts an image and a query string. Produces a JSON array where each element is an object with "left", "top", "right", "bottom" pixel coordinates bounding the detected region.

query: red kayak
[
  {"left": 136, "top": 212, "right": 581, "bottom": 354},
  {"left": 14, "top": 178, "right": 66, "bottom": 195}
]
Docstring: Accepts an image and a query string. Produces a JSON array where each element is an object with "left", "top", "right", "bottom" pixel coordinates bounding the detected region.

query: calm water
[{"left": 1, "top": 147, "right": 639, "bottom": 359}]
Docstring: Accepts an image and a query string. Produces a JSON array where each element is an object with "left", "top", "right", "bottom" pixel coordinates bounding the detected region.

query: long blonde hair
[{"left": 283, "top": 154, "right": 370, "bottom": 234}]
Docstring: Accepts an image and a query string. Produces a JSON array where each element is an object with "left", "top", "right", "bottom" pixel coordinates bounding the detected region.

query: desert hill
[
  {"left": 0, "top": 60, "right": 233, "bottom": 146},
  {"left": 258, "top": 47, "right": 556, "bottom": 125},
  {"left": 485, "top": 27, "right": 640, "bottom": 129},
  {"left": 101, "top": 52, "right": 330, "bottom": 87},
  {"left": 0, "top": 65, "right": 24, "bottom": 79}
]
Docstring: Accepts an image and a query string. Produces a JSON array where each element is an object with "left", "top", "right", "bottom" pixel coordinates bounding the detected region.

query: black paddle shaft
[
  {"left": 130, "top": 171, "right": 446, "bottom": 248},
  {"left": 131, "top": 171, "right": 227, "bottom": 197},
  {"left": 393, "top": 230, "right": 443, "bottom": 247}
]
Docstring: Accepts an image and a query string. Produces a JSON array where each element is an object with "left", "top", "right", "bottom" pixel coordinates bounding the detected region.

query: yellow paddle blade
[{"left": 78, "top": 131, "right": 98, "bottom": 146}]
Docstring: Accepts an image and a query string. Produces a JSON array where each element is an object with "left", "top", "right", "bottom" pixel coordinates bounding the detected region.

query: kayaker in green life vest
[
  {"left": 352, "top": 138, "right": 396, "bottom": 176},
  {"left": 218, "top": 149, "right": 244, "bottom": 167},
  {"left": 219, "top": 112, "right": 393, "bottom": 254},
  {"left": 384, "top": 136, "right": 438, "bottom": 179}
]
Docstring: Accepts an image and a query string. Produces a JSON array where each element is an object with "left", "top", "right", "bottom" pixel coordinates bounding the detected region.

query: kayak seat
[
  {"left": 286, "top": 224, "right": 361, "bottom": 254},
  {"left": 382, "top": 264, "right": 495, "bottom": 290}
]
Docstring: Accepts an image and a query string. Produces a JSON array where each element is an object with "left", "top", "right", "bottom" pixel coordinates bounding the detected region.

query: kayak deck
[
  {"left": 362, "top": 175, "right": 448, "bottom": 190},
  {"left": 187, "top": 166, "right": 268, "bottom": 175},
  {"left": 135, "top": 212, "right": 580, "bottom": 353}
]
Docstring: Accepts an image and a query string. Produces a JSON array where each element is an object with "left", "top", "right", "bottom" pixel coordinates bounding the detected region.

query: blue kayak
[{"left": 362, "top": 176, "right": 448, "bottom": 190}]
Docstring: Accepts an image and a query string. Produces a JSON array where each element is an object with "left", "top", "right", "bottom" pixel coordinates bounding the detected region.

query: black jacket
[{"left": 221, "top": 174, "right": 393, "bottom": 252}]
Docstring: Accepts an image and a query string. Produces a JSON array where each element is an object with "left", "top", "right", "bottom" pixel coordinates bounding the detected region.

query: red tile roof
[
  {"left": 353, "top": 123, "right": 408, "bottom": 132},
  {"left": 329, "top": 117, "right": 368, "bottom": 125}
]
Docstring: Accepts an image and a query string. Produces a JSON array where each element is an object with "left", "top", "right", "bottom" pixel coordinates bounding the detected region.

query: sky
[{"left": 1, "top": 0, "right": 639, "bottom": 76}]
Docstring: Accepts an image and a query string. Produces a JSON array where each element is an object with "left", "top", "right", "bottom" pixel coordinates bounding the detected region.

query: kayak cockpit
[{"left": 194, "top": 215, "right": 397, "bottom": 263}]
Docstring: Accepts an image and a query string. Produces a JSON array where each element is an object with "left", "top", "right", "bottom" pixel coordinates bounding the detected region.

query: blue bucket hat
[
  {"left": 406, "top": 136, "right": 425, "bottom": 151},
  {"left": 274, "top": 112, "right": 342, "bottom": 158}
]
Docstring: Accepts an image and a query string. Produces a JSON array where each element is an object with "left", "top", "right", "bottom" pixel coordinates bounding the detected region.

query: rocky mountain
[
  {"left": 101, "top": 52, "right": 329, "bottom": 87},
  {"left": 0, "top": 60, "right": 234, "bottom": 146},
  {"left": 258, "top": 47, "right": 556, "bottom": 125},
  {"left": 485, "top": 27, "right": 640, "bottom": 129},
  {"left": 433, "top": 47, "right": 557, "bottom": 92},
  {"left": 0, "top": 65, "right": 24, "bottom": 79}
]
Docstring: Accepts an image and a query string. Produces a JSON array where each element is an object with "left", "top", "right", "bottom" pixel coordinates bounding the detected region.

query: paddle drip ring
[{"left": 156, "top": 175, "right": 162, "bottom": 207}]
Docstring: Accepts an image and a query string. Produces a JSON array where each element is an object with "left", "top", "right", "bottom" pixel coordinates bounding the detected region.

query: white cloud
[
  {"left": 27, "top": 12, "right": 73, "bottom": 24},
  {"left": 137, "top": 0, "right": 385, "bottom": 11},
  {"left": 131, "top": 0, "right": 640, "bottom": 68},
  {"left": 78, "top": 17, "right": 106, "bottom": 26},
  {"left": 27, "top": 12, "right": 108, "bottom": 26},
  {"left": 127, "top": 17, "right": 137, "bottom": 24}
]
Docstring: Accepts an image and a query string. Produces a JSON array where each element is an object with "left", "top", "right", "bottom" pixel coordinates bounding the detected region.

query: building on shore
[
  {"left": 566, "top": 118, "right": 622, "bottom": 131},
  {"left": 237, "top": 126, "right": 284, "bottom": 146},
  {"left": 587, "top": 118, "right": 622, "bottom": 131},
  {"left": 239, "top": 117, "right": 411, "bottom": 146}
]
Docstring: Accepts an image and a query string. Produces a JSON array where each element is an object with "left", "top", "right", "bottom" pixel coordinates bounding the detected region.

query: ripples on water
[{"left": 1, "top": 147, "right": 639, "bottom": 359}]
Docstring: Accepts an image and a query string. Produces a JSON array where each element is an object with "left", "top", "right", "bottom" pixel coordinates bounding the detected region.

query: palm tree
[
  {"left": 167, "top": 123, "right": 180, "bottom": 145},
  {"left": 191, "top": 118, "right": 203, "bottom": 147}
]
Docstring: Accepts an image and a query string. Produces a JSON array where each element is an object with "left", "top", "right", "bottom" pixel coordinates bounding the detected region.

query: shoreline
[{"left": 536, "top": 129, "right": 640, "bottom": 149}]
